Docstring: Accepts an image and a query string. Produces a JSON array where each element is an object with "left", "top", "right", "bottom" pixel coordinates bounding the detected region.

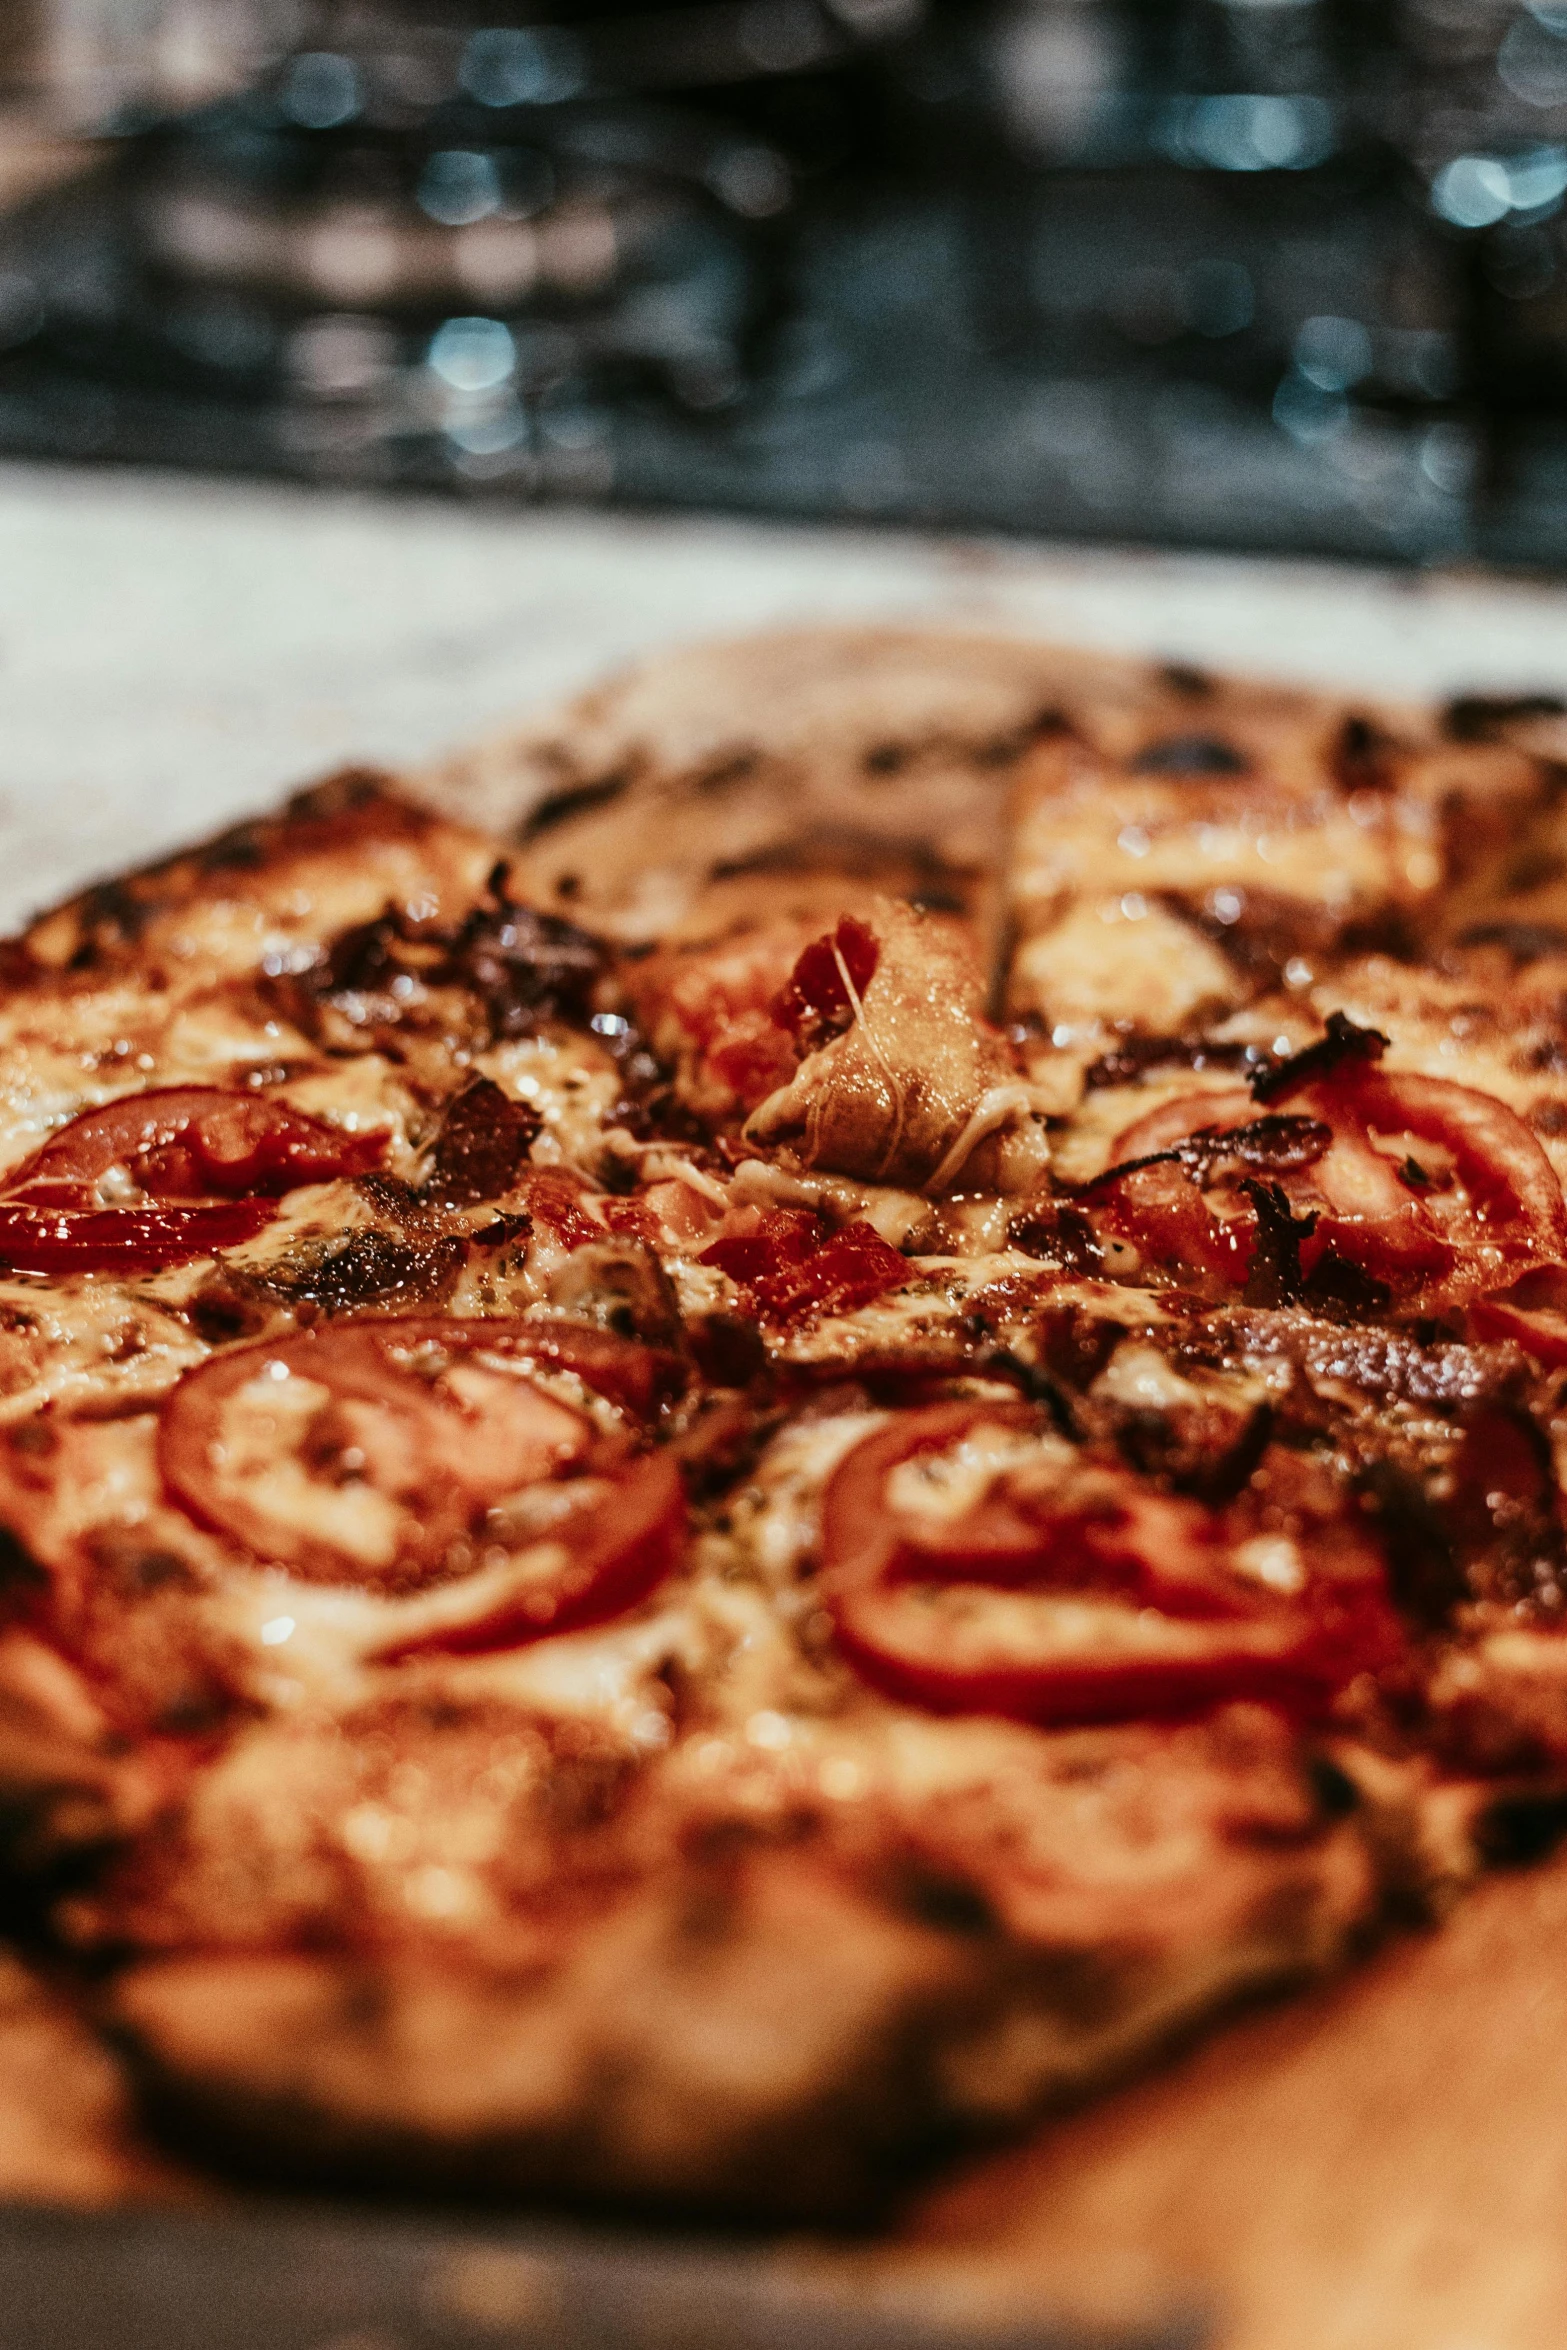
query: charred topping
[
  {"left": 1073, "top": 1114, "right": 1334, "bottom": 1201},
  {"left": 1444, "top": 692, "right": 1566, "bottom": 743},
  {"left": 1358, "top": 1460, "right": 1466, "bottom": 1630},
  {"left": 1158, "top": 662, "right": 1214, "bottom": 699},
  {"left": 978, "top": 1349, "right": 1081, "bottom": 1438},
  {"left": 1083, "top": 1035, "right": 1255, "bottom": 1089},
  {"left": 1129, "top": 733, "right": 1250, "bottom": 778},
  {"left": 1474, "top": 1787, "right": 1567, "bottom": 1869},
  {"left": 1458, "top": 920, "right": 1567, "bottom": 964},
  {"left": 1180, "top": 1399, "right": 1275, "bottom": 1508},
  {"left": 1009, "top": 1200, "right": 1104, "bottom": 1273},
  {"left": 1239, "top": 1180, "right": 1316, "bottom": 1308},
  {"left": 238, "top": 1230, "right": 471, "bottom": 1323},
  {"left": 1302, "top": 1250, "right": 1393, "bottom": 1320},
  {"left": 1248, "top": 1010, "right": 1390, "bottom": 1103},
  {"left": 423, "top": 1077, "right": 540, "bottom": 1207},
  {"left": 444, "top": 879, "right": 605, "bottom": 1037},
  {"left": 1332, "top": 713, "right": 1400, "bottom": 792},
  {"left": 518, "top": 772, "right": 632, "bottom": 841}
]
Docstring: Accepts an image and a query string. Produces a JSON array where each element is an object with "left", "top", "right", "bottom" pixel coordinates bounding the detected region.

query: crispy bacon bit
[
  {"left": 702, "top": 1209, "right": 908, "bottom": 1327},
  {"left": 771, "top": 917, "right": 881, "bottom": 1052},
  {"left": 424, "top": 1079, "right": 540, "bottom": 1206},
  {"left": 1249, "top": 1011, "right": 1390, "bottom": 1104}
]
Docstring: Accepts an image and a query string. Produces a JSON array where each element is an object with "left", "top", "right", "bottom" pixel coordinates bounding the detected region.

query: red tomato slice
[
  {"left": 1093, "top": 1067, "right": 1565, "bottom": 1309},
  {"left": 0, "top": 1089, "right": 386, "bottom": 1275},
  {"left": 0, "top": 1200, "right": 276, "bottom": 1273},
  {"left": 375, "top": 1450, "right": 686, "bottom": 1661},
  {"left": 158, "top": 1318, "right": 686, "bottom": 1623},
  {"left": 819, "top": 1402, "right": 1401, "bottom": 1726}
]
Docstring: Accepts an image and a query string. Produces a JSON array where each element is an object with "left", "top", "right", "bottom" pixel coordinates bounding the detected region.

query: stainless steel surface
[{"left": 0, "top": 2200, "right": 1203, "bottom": 2350}]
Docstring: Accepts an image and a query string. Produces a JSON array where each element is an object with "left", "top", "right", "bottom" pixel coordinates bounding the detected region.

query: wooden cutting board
[{"left": 874, "top": 1852, "right": 1567, "bottom": 2350}]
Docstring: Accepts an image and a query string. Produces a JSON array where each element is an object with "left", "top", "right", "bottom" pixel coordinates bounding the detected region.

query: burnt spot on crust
[
  {"left": 1158, "top": 662, "right": 1214, "bottom": 700},
  {"left": 423, "top": 1078, "right": 540, "bottom": 1207},
  {"left": 20, "top": 770, "right": 429, "bottom": 976},
  {"left": 519, "top": 773, "right": 632, "bottom": 842},
  {"left": 1333, "top": 713, "right": 1401, "bottom": 792},
  {"left": 1129, "top": 733, "right": 1250, "bottom": 778},
  {"left": 1170, "top": 885, "right": 1347, "bottom": 988},
  {"left": 894, "top": 1868, "right": 998, "bottom": 1938},
  {"left": 1473, "top": 1785, "right": 1567, "bottom": 1868},
  {"left": 1458, "top": 921, "right": 1567, "bottom": 964},
  {"left": 861, "top": 708, "right": 1070, "bottom": 782},
  {"left": 1444, "top": 693, "right": 1566, "bottom": 743}
]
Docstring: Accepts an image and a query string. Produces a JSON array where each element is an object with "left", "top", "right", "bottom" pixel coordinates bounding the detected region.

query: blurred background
[{"left": 4, "top": 0, "right": 1567, "bottom": 566}]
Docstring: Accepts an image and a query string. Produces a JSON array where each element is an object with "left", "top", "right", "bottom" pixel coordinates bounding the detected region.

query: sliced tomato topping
[
  {"left": 702, "top": 1209, "right": 908, "bottom": 1326},
  {"left": 159, "top": 1316, "right": 686, "bottom": 1639},
  {"left": 1089, "top": 1063, "right": 1565, "bottom": 1310},
  {"left": 819, "top": 1402, "right": 1402, "bottom": 1726},
  {"left": 0, "top": 1089, "right": 385, "bottom": 1274}
]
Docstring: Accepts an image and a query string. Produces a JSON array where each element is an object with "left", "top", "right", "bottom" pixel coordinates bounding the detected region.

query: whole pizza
[{"left": 5, "top": 628, "right": 1567, "bottom": 2218}]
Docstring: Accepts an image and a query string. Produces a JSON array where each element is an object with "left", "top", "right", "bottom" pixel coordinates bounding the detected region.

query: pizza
[{"left": 3, "top": 630, "right": 1567, "bottom": 2220}]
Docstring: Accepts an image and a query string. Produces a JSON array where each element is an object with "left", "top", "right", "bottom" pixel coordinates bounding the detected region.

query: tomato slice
[
  {"left": 0, "top": 1089, "right": 386, "bottom": 1275},
  {"left": 819, "top": 1402, "right": 1401, "bottom": 1726},
  {"left": 158, "top": 1318, "right": 686, "bottom": 1638},
  {"left": 1090, "top": 1065, "right": 1565, "bottom": 1310}
]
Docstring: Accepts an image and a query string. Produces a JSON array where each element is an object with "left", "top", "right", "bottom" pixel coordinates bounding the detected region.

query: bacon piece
[
  {"left": 702, "top": 1209, "right": 908, "bottom": 1327},
  {"left": 423, "top": 1078, "right": 540, "bottom": 1206}
]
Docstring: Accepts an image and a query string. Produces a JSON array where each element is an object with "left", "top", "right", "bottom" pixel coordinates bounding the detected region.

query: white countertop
[{"left": 4, "top": 459, "right": 1567, "bottom": 933}]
